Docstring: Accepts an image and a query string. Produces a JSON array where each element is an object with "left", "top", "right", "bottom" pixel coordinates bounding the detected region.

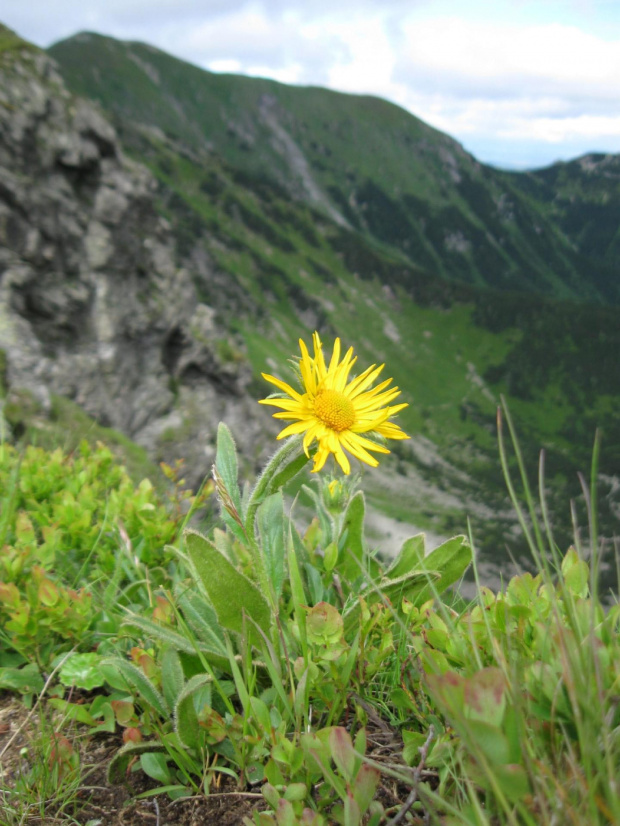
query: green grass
[{"left": 0, "top": 410, "right": 617, "bottom": 825}]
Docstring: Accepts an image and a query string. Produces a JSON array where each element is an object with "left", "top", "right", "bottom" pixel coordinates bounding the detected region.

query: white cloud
[
  {"left": 178, "top": 6, "right": 349, "bottom": 85},
  {"left": 394, "top": 17, "right": 620, "bottom": 97},
  {"left": 384, "top": 15, "right": 620, "bottom": 165}
]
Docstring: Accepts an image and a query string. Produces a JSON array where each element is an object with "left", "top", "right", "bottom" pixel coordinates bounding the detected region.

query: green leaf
[
  {"left": 344, "top": 793, "right": 361, "bottom": 826},
  {"left": 465, "top": 719, "right": 511, "bottom": 765},
  {"left": 135, "top": 784, "right": 189, "bottom": 800},
  {"left": 257, "top": 492, "right": 286, "bottom": 598},
  {"left": 343, "top": 570, "right": 433, "bottom": 636},
  {"left": 275, "top": 799, "right": 296, "bottom": 826},
  {"left": 493, "top": 763, "right": 530, "bottom": 802},
  {"left": 561, "top": 548, "right": 589, "bottom": 598},
  {"left": 338, "top": 491, "right": 366, "bottom": 581},
  {"left": 329, "top": 727, "right": 356, "bottom": 783},
  {"left": 402, "top": 730, "right": 430, "bottom": 766},
  {"left": 306, "top": 602, "right": 344, "bottom": 647},
  {"left": 268, "top": 451, "right": 309, "bottom": 493},
  {"left": 107, "top": 742, "right": 167, "bottom": 784},
  {"left": 175, "top": 674, "right": 212, "bottom": 750},
  {"left": 215, "top": 422, "right": 243, "bottom": 517},
  {"left": 90, "top": 700, "right": 116, "bottom": 734},
  {"left": 323, "top": 542, "right": 339, "bottom": 572},
  {"left": 0, "top": 663, "right": 44, "bottom": 694},
  {"left": 174, "top": 587, "right": 228, "bottom": 653},
  {"left": 463, "top": 668, "right": 506, "bottom": 728},
  {"left": 102, "top": 658, "right": 167, "bottom": 718},
  {"left": 58, "top": 652, "right": 106, "bottom": 690},
  {"left": 414, "top": 535, "right": 471, "bottom": 603},
  {"left": 161, "top": 647, "right": 185, "bottom": 713},
  {"left": 140, "top": 752, "right": 173, "bottom": 784},
  {"left": 250, "top": 696, "right": 273, "bottom": 735},
  {"left": 385, "top": 534, "right": 425, "bottom": 579},
  {"left": 124, "top": 605, "right": 230, "bottom": 671},
  {"left": 185, "top": 529, "right": 271, "bottom": 640},
  {"left": 287, "top": 525, "right": 308, "bottom": 649},
  {"left": 48, "top": 697, "right": 97, "bottom": 726}
]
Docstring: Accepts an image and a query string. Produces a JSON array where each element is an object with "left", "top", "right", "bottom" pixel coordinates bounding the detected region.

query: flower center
[{"left": 314, "top": 389, "right": 355, "bottom": 432}]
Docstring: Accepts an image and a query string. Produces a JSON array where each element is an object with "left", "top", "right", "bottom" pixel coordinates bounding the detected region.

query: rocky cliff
[{"left": 0, "top": 30, "right": 262, "bottom": 485}]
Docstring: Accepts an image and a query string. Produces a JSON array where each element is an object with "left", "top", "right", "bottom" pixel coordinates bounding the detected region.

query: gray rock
[{"left": 0, "top": 42, "right": 264, "bottom": 486}]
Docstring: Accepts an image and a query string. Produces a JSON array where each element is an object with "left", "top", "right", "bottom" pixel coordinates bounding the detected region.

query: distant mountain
[
  {"left": 505, "top": 154, "right": 620, "bottom": 302},
  {"left": 49, "top": 32, "right": 619, "bottom": 305}
]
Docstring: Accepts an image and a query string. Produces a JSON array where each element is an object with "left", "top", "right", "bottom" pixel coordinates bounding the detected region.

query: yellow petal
[
  {"left": 340, "top": 433, "right": 381, "bottom": 467},
  {"left": 299, "top": 338, "right": 317, "bottom": 396},
  {"left": 276, "top": 420, "right": 313, "bottom": 439},
  {"left": 261, "top": 373, "right": 304, "bottom": 401},
  {"left": 347, "top": 364, "right": 385, "bottom": 398}
]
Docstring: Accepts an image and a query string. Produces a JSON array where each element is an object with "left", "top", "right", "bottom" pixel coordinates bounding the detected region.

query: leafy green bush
[{"left": 0, "top": 440, "right": 209, "bottom": 670}]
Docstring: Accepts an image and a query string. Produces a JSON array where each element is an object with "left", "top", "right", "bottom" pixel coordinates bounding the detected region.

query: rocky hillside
[{"left": 0, "top": 26, "right": 263, "bottom": 486}]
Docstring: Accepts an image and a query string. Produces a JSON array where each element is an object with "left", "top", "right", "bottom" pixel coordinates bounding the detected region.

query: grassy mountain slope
[
  {"left": 48, "top": 32, "right": 619, "bottom": 304},
  {"left": 0, "top": 24, "right": 611, "bottom": 574}
]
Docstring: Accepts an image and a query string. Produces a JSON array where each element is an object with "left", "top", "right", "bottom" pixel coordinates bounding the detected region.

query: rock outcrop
[{"left": 0, "top": 31, "right": 262, "bottom": 485}]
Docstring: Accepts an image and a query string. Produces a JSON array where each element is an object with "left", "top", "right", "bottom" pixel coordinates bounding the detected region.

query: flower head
[{"left": 259, "top": 332, "right": 410, "bottom": 474}]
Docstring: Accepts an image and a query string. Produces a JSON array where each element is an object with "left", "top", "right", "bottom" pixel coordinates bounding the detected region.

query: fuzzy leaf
[
  {"left": 215, "top": 422, "right": 243, "bottom": 517},
  {"left": 161, "top": 647, "right": 185, "bottom": 713},
  {"left": 338, "top": 491, "right": 366, "bottom": 580},
  {"left": 385, "top": 534, "right": 426, "bottom": 579},
  {"left": 257, "top": 492, "right": 286, "bottom": 597},
  {"left": 185, "top": 529, "right": 271, "bottom": 640},
  {"left": 268, "top": 450, "right": 309, "bottom": 494},
  {"left": 122, "top": 612, "right": 229, "bottom": 670},
  {"left": 174, "top": 587, "right": 228, "bottom": 653},
  {"left": 411, "top": 535, "right": 471, "bottom": 604},
  {"left": 175, "top": 673, "right": 212, "bottom": 750},
  {"left": 102, "top": 658, "right": 167, "bottom": 718}
]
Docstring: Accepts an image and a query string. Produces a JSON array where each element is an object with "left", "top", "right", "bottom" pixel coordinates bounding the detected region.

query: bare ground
[{"left": 0, "top": 694, "right": 432, "bottom": 825}]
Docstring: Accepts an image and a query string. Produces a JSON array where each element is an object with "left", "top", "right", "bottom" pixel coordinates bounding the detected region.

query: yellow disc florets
[
  {"left": 259, "top": 332, "right": 409, "bottom": 474},
  {"left": 314, "top": 389, "right": 356, "bottom": 432}
]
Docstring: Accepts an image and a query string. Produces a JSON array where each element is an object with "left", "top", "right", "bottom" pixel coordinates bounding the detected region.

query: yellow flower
[{"left": 259, "top": 332, "right": 410, "bottom": 474}]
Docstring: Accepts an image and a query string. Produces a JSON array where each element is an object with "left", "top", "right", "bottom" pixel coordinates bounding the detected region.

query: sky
[{"left": 4, "top": 0, "right": 620, "bottom": 169}]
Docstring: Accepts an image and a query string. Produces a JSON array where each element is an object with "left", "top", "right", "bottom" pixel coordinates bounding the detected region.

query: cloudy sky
[{"left": 4, "top": 0, "right": 620, "bottom": 169}]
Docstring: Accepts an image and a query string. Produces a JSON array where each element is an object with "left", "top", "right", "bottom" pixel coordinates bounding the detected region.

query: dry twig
[{"left": 386, "top": 725, "right": 435, "bottom": 826}]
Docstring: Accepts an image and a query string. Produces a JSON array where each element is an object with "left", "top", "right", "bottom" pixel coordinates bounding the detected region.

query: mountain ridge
[{"left": 49, "top": 30, "right": 619, "bottom": 305}]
